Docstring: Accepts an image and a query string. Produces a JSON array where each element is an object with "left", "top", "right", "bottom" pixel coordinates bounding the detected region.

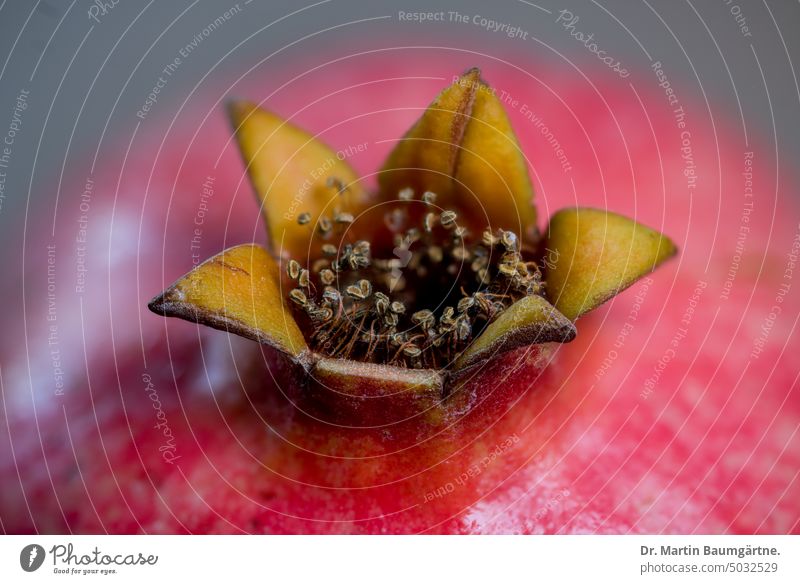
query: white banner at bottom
[{"left": 1, "top": 535, "right": 798, "bottom": 583}]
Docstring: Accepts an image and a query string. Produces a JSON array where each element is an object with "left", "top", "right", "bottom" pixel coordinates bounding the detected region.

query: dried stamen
[
  {"left": 287, "top": 259, "right": 301, "bottom": 280},
  {"left": 284, "top": 190, "right": 544, "bottom": 368}
]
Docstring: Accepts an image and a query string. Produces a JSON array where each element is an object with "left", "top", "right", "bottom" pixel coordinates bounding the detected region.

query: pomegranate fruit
[{"left": 1, "top": 49, "right": 798, "bottom": 534}]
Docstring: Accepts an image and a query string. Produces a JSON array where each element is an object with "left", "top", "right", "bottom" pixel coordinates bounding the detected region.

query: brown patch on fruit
[{"left": 206, "top": 258, "right": 251, "bottom": 278}]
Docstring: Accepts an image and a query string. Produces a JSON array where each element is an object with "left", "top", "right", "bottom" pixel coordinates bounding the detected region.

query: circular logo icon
[{"left": 20, "top": 544, "right": 46, "bottom": 572}]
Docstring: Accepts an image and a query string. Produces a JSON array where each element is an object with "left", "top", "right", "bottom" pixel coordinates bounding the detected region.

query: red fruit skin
[{"left": 2, "top": 49, "right": 799, "bottom": 534}]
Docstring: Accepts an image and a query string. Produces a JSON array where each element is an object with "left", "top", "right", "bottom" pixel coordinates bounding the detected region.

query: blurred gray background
[{"left": 0, "top": 0, "right": 797, "bottom": 224}]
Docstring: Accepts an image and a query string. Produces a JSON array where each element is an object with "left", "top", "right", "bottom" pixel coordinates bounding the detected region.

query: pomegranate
[{"left": 1, "top": 49, "right": 798, "bottom": 534}]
